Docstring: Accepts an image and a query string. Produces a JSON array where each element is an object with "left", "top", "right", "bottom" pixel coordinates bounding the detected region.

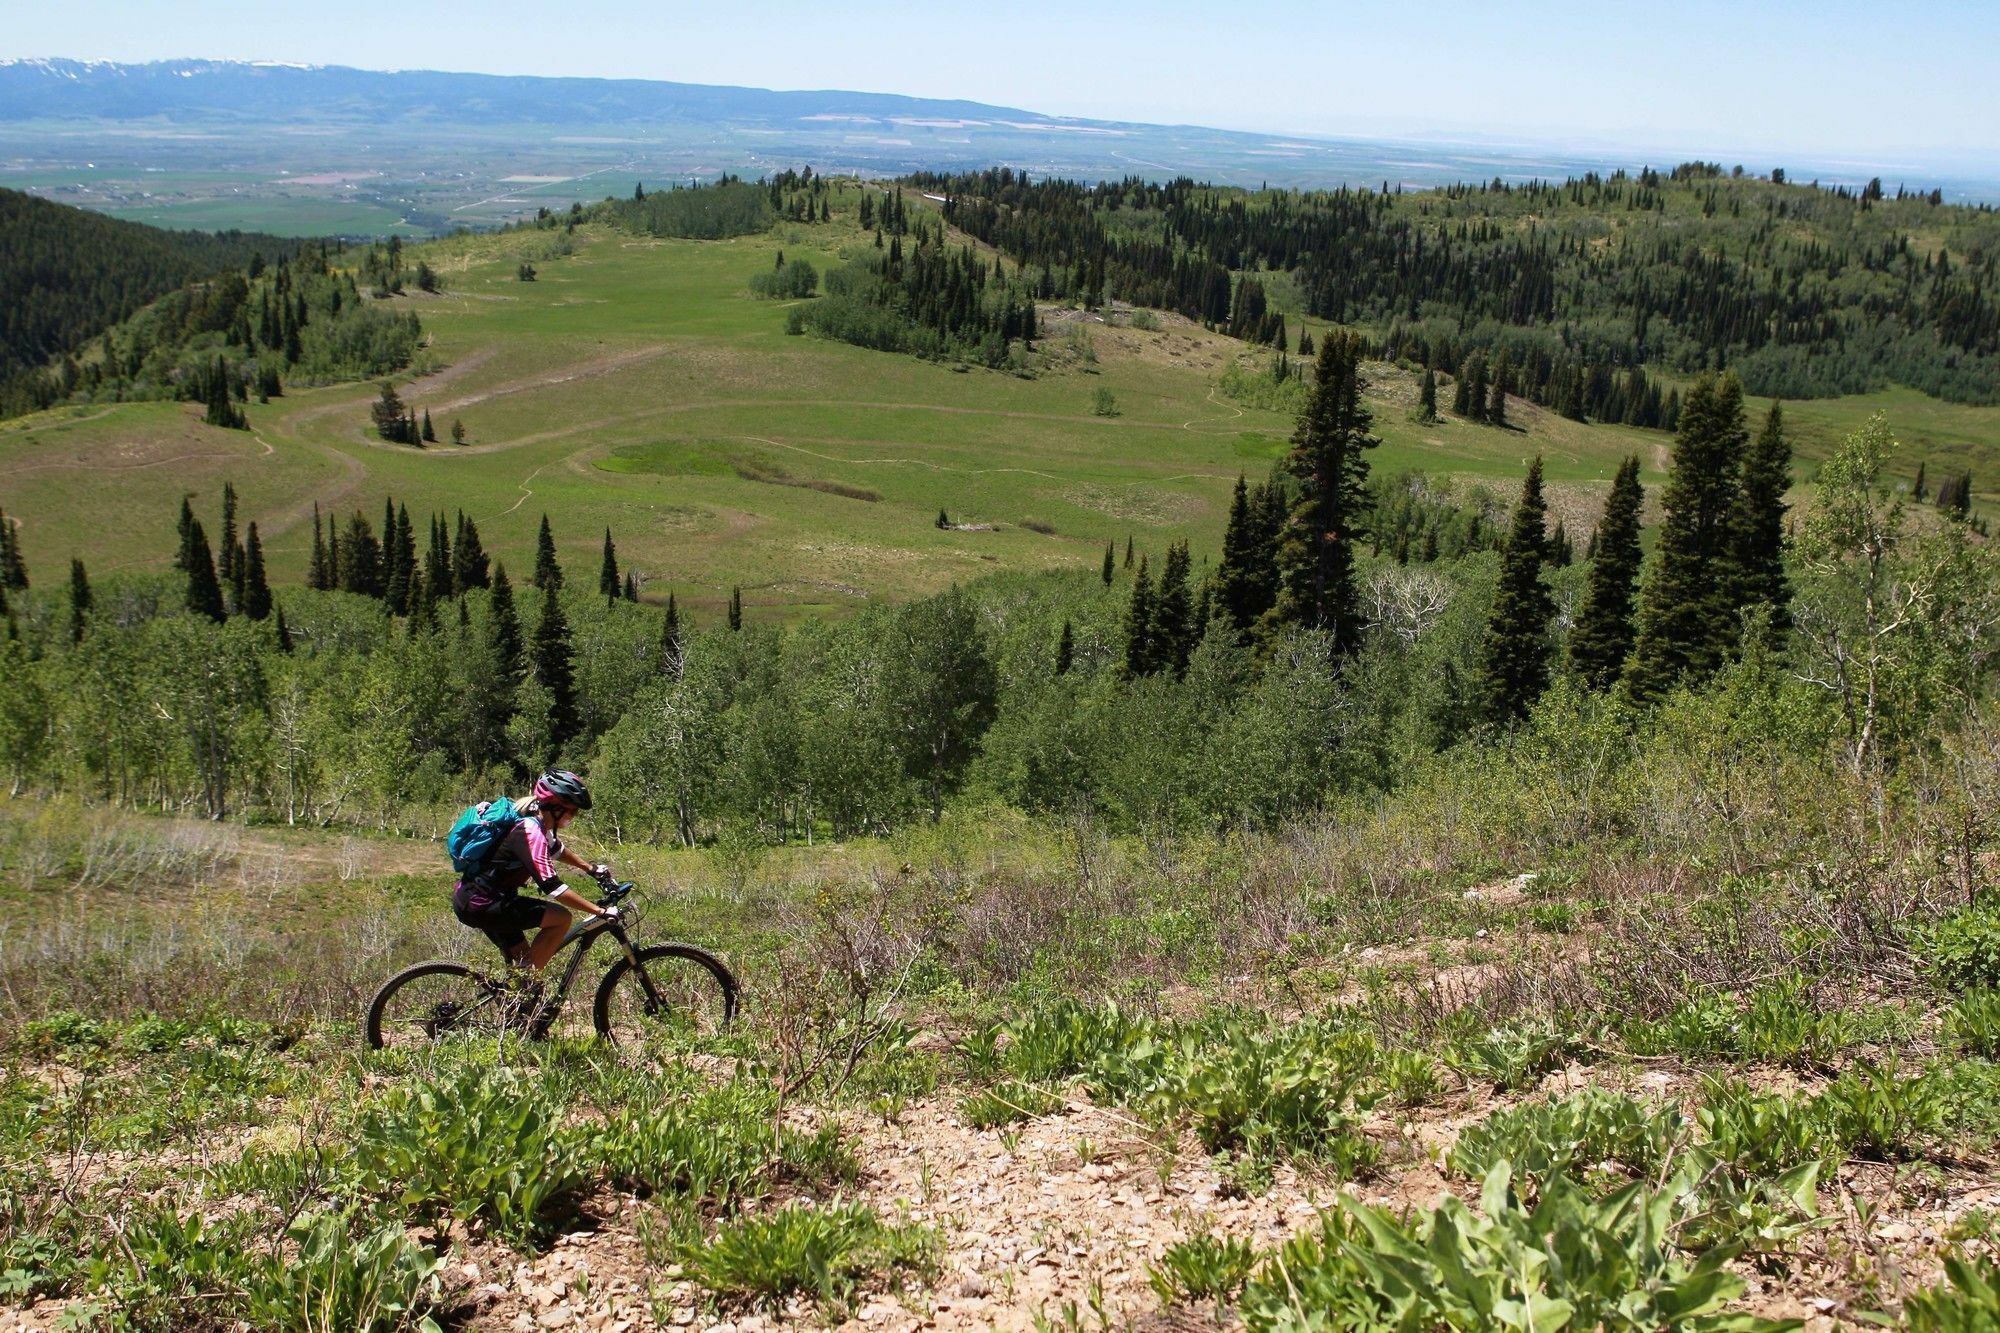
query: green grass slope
[{"left": 1, "top": 194, "right": 1993, "bottom": 622}]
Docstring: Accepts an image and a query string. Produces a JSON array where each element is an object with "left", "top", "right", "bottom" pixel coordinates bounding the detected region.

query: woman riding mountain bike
[{"left": 453, "top": 769, "right": 619, "bottom": 973}]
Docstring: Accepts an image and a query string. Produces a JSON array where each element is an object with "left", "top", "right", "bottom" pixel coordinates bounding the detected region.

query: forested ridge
[
  {"left": 907, "top": 164, "right": 2000, "bottom": 409},
  {"left": 0, "top": 188, "right": 303, "bottom": 394},
  {"left": 0, "top": 201, "right": 428, "bottom": 421}
]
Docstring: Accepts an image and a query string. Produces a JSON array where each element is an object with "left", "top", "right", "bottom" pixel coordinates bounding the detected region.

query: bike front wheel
[
  {"left": 365, "top": 960, "right": 511, "bottom": 1050},
  {"left": 594, "top": 943, "right": 738, "bottom": 1047}
]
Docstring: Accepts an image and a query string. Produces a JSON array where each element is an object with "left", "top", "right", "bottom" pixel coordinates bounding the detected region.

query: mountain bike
[{"left": 364, "top": 878, "right": 737, "bottom": 1050}]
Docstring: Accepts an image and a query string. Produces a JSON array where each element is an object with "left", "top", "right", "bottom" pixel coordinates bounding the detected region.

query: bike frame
[{"left": 537, "top": 888, "right": 666, "bottom": 1015}]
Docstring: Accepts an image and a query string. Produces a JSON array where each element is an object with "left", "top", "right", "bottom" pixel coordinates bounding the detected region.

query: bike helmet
[{"left": 532, "top": 769, "right": 593, "bottom": 812}]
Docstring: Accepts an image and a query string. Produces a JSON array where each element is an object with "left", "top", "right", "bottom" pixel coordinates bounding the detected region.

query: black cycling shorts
[{"left": 453, "top": 886, "right": 559, "bottom": 955}]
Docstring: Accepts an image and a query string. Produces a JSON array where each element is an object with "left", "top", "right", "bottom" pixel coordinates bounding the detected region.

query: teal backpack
[{"left": 446, "top": 797, "right": 523, "bottom": 875}]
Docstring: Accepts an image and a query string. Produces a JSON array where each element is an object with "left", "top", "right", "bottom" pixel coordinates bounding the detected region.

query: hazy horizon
[{"left": 7, "top": 0, "right": 1997, "bottom": 175}]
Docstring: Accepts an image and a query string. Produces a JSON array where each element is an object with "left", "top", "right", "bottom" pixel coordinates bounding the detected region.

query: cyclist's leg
[{"left": 524, "top": 903, "right": 573, "bottom": 970}]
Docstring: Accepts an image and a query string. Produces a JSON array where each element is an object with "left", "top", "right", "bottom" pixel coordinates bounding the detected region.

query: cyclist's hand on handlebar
[
  {"left": 591, "top": 862, "right": 613, "bottom": 883},
  {"left": 599, "top": 905, "right": 620, "bottom": 921}
]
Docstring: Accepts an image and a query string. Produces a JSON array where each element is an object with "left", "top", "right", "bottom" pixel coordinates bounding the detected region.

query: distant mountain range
[{"left": 3, "top": 59, "right": 1993, "bottom": 236}]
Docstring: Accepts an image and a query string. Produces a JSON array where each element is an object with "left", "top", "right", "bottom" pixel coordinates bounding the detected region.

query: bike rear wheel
[
  {"left": 366, "top": 960, "right": 513, "bottom": 1050},
  {"left": 594, "top": 944, "right": 737, "bottom": 1047}
]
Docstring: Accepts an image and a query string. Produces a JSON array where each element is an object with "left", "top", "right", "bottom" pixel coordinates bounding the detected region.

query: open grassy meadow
[{"left": 6, "top": 187, "right": 1991, "bottom": 623}]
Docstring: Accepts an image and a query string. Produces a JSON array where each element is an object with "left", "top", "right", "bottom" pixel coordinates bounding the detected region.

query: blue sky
[{"left": 8, "top": 0, "right": 1997, "bottom": 167}]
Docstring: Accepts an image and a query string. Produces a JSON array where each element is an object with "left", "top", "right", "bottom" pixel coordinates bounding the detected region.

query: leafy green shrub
[
  {"left": 1450, "top": 1091, "right": 1683, "bottom": 1198},
  {"left": 957, "top": 1078, "right": 1063, "bottom": 1128},
  {"left": 1528, "top": 901, "right": 1587, "bottom": 934},
  {"left": 118, "top": 1014, "right": 193, "bottom": 1053},
  {"left": 600, "top": 1082, "right": 855, "bottom": 1205},
  {"left": 350, "top": 1064, "right": 590, "bottom": 1246},
  {"left": 1734, "top": 981, "right": 1860, "bottom": 1069},
  {"left": 19, "top": 1011, "right": 107, "bottom": 1056},
  {"left": 1812, "top": 1060, "right": 1956, "bottom": 1162},
  {"left": 1144, "top": 1022, "right": 1381, "bottom": 1173},
  {"left": 1444, "top": 1018, "right": 1575, "bottom": 1091},
  {"left": 1892, "top": 1253, "right": 2000, "bottom": 1331},
  {"left": 1381, "top": 1048, "right": 1446, "bottom": 1107},
  {"left": 1918, "top": 903, "right": 2000, "bottom": 992},
  {"left": 1622, "top": 994, "right": 1737, "bottom": 1061},
  {"left": 681, "top": 1201, "right": 938, "bottom": 1310},
  {"left": 749, "top": 258, "right": 820, "bottom": 300},
  {"left": 1240, "top": 1164, "right": 1795, "bottom": 1332},
  {"left": 1148, "top": 1233, "right": 1257, "bottom": 1305},
  {"left": 1695, "top": 1079, "right": 1834, "bottom": 1178},
  {"left": 246, "top": 1212, "right": 443, "bottom": 1333},
  {"left": 1948, "top": 990, "right": 2000, "bottom": 1056},
  {"left": 1001, "top": 1001, "right": 1145, "bottom": 1082}
]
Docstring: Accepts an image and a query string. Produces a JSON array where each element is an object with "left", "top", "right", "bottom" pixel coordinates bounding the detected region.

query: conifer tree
[
  {"left": 599, "top": 529, "right": 620, "bottom": 602},
  {"left": 1055, "top": 619, "right": 1075, "bottom": 675},
  {"left": 487, "top": 564, "right": 525, "bottom": 685},
  {"left": 1101, "top": 541, "right": 1115, "bottom": 586},
  {"left": 423, "top": 514, "right": 449, "bottom": 597},
  {"left": 1476, "top": 456, "right": 1554, "bottom": 724},
  {"left": 1467, "top": 354, "right": 1491, "bottom": 424},
  {"left": 1731, "top": 400, "right": 1793, "bottom": 643},
  {"left": 1417, "top": 366, "right": 1438, "bottom": 423},
  {"left": 1550, "top": 522, "right": 1572, "bottom": 567},
  {"left": 623, "top": 571, "right": 639, "bottom": 602},
  {"left": 1279, "top": 330, "right": 1378, "bottom": 653},
  {"left": 452, "top": 512, "right": 490, "bottom": 592},
  {"left": 0, "top": 511, "right": 25, "bottom": 591},
  {"left": 338, "top": 511, "right": 382, "bottom": 597},
  {"left": 241, "top": 523, "right": 272, "bottom": 620},
  {"left": 1123, "top": 555, "right": 1156, "bottom": 677},
  {"left": 1568, "top": 456, "right": 1645, "bottom": 690},
  {"left": 384, "top": 503, "right": 416, "bottom": 615},
  {"left": 1216, "top": 474, "right": 1277, "bottom": 631},
  {"left": 1487, "top": 351, "right": 1509, "bottom": 427},
  {"left": 1451, "top": 368, "right": 1473, "bottom": 418},
  {"left": 1155, "top": 540, "right": 1194, "bottom": 675},
  {"left": 370, "top": 382, "right": 407, "bottom": 442},
  {"left": 421, "top": 409, "right": 436, "bottom": 444},
  {"left": 533, "top": 515, "right": 563, "bottom": 592},
  {"left": 184, "top": 520, "right": 225, "bottom": 622},
  {"left": 274, "top": 605, "right": 292, "bottom": 653},
  {"left": 1913, "top": 461, "right": 1929, "bottom": 501},
  {"left": 728, "top": 587, "right": 743, "bottom": 631},
  {"left": 451, "top": 418, "right": 468, "bottom": 446},
  {"left": 174, "top": 498, "right": 196, "bottom": 574},
  {"left": 531, "top": 582, "right": 580, "bottom": 750},
  {"left": 661, "top": 593, "right": 683, "bottom": 676},
  {"left": 217, "top": 483, "right": 239, "bottom": 588},
  {"left": 1124, "top": 536, "right": 1134, "bottom": 569},
  {"left": 68, "top": 557, "right": 91, "bottom": 643},
  {"left": 1624, "top": 373, "right": 1751, "bottom": 702},
  {"left": 307, "top": 503, "right": 329, "bottom": 591}
]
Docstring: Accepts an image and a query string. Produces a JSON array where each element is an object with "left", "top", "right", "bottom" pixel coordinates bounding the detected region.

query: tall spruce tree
[
  {"left": 623, "top": 571, "right": 639, "bottom": 602},
  {"left": 307, "top": 503, "right": 329, "bottom": 590},
  {"left": 68, "top": 557, "right": 91, "bottom": 643},
  {"left": 184, "top": 519, "right": 225, "bottom": 622},
  {"left": 241, "top": 523, "right": 272, "bottom": 620},
  {"left": 1215, "top": 475, "right": 1266, "bottom": 631},
  {"left": 1624, "top": 373, "right": 1751, "bottom": 702},
  {"left": 217, "top": 482, "right": 239, "bottom": 588},
  {"left": 1476, "top": 456, "right": 1554, "bottom": 724},
  {"left": 1568, "top": 455, "right": 1645, "bottom": 690},
  {"left": 174, "top": 498, "right": 196, "bottom": 574},
  {"left": 1101, "top": 541, "right": 1115, "bottom": 586},
  {"left": 728, "top": 587, "right": 743, "bottom": 631},
  {"left": 426, "top": 513, "right": 452, "bottom": 598},
  {"left": 487, "top": 564, "right": 525, "bottom": 686},
  {"left": 599, "top": 528, "right": 620, "bottom": 602},
  {"left": 1279, "top": 329, "right": 1378, "bottom": 652},
  {"left": 1155, "top": 540, "right": 1194, "bottom": 675},
  {"left": 1417, "top": 366, "right": 1439, "bottom": 422},
  {"left": 1731, "top": 400, "right": 1793, "bottom": 645},
  {"left": 1055, "top": 619, "right": 1075, "bottom": 675},
  {"left": 1123, "top": 554, "right": 1156, "bottom": 677},
  {"left": 338, "top": 511, "right": 381, "bottom": 596},
  {"left": 532, "top": 583, "right": 580, "bottom": 749},
  {"left": 661, "top": 592, "right": 683, "bottom": 676},
  {"left": 273, "top": 605, "right": 292, "bottom": 653},
  {"left": 0, "top": 510, "right": 26, "bottom": 591},
  {"left": 533, "top": 515, "right": 563, "bottom": 592},
  {"left": 453, "top": 512, "right": 490, "bottom": 592}
]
